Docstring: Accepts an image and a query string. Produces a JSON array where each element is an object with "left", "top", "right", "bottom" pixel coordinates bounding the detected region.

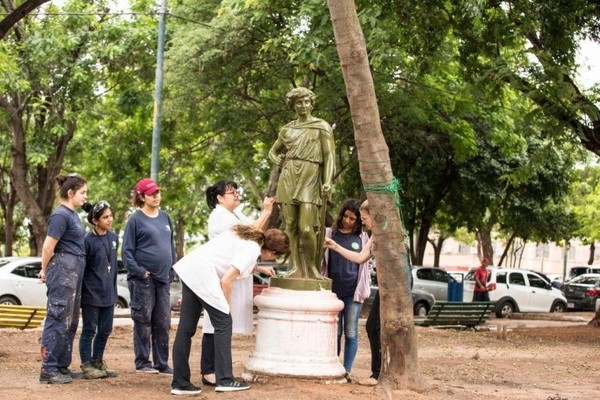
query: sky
[{"left": 576, "top": 39, "right": 600, "bottom": 90}]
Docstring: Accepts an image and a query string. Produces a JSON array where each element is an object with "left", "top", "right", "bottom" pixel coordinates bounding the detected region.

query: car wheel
[
  {"left": 0, "top": 295, "right": 19, "bottom": 305},
  {"left": 413, "top": 302, "right": 429, "bottom": 317},
  {"left": 550, "top": 300, "right": 566, "bottom": 313},
  {"left": 115, "top": 297, "right": 127, "bottom": 309},
  {"left": 495, "top": 300, "right": 514, "bottom": 318}
]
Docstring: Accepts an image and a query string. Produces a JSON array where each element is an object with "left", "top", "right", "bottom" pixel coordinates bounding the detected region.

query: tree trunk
[
  {"left": 175, "top": 216, "right": 185, "bottom": 261},
  {"left": 588, "top": 242, "right": 595, "bottom": 265},
  {"left": 0, "top": 184, "right": 18, "bottom": 256},
  {"left": 588, "top": 308, "right": 600, "bottom": 327},
  {"left": 413, "top": 218, "right": 433, "bottom": 265},
  {"left": 328, "top": 0, "right": 418, "bottom": 390},
  {"left": 476, "top": 229, "right": 494, "bottom": 263},
  {"left": 0, "top": 0, "right": 50, "bottom": 40},
  {"left": 498, "top": 232, "right": 517, "bottom": 267},
  {"left": 427, "top": 234, "right": 446, "bottom": 268}
]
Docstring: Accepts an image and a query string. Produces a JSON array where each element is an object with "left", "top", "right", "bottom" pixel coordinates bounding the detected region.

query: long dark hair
[
  {"left": 205, "top": 180, "right": 238, "bottom": 209},
  {"left": 332, "top": 199, "right": 362, "bottom": 235}
]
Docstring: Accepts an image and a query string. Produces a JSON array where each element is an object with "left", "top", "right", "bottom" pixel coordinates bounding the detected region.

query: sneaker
[
  {"left": 215, "top": 380, "right": 251, "bottom": 392},
  {"left": 39, "top": 370, "right": 74, "bottom": 384},
  {"left": 159, "top": 367, "right": 173, "bottom": 375},
  {"left": 136, "top": 367, "right": 159, "bottom": 374},
  {"left": 92, "top": 359, "right": 118, "bottom": 378},
  {"left": 57, "top": 367, "right": 84, "bottom": 379},
  {"left": 171, "top": 383, "right": 202, "bottom": 395},
  {"left": 81, "top": 361, "right": 108, "bottom": 379}
]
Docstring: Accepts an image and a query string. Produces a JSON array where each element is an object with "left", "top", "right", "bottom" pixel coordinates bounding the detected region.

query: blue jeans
[
  {"left": 337, "top": 297, "right": 363, "bottom": 372},
  {"left": 128, "top": 276, "right": 171, "bottom": 371},
  {"left": 40, "top": 252, "right": 85, "bottom": 373},
  {"left": 79, "top": 304, "right": 114, "bottom": 364}
]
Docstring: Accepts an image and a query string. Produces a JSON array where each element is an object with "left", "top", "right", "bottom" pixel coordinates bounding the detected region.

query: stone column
[{"left": 245, "top": 285, "right": 345, "bottom": 378}]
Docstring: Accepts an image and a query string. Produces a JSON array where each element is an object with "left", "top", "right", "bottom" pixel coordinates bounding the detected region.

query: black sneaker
[
  {"left": 215, "top": 380, "right": 250, "bottom": 392},
  {"left": 171, "top": 383, "right": 202, "bottom": 395},
  {"left": 39, "top": 370, "right": 73, "bottom": 384}
]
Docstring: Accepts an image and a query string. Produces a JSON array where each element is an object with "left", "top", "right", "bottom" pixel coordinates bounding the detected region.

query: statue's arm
[
  {"left": 320, "top": 127, "right": 335, "bottom": 193},
  {"left": 268, "top": 136, "right": 285, "bottom": 166}
]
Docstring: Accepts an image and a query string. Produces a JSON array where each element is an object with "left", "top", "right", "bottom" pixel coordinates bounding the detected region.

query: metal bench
[
  {"left": 414, "top": 301, "right": 495, "bottom": 328},
  {"left": 0, "top": 305, "right": 47, "bottom": 329}
]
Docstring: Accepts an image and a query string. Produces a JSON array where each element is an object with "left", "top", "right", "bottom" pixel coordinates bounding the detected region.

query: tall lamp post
[{"left": 151, "top": 0, "right": 167, "bottom": 181}]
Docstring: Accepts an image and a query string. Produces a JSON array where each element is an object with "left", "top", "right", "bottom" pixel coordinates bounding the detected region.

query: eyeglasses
[
  {"left": 224, "top": 190, "right": 238, "bottom": 196},
  {"left": 93, "top": 201, "right": 110, "bottom": 216}
]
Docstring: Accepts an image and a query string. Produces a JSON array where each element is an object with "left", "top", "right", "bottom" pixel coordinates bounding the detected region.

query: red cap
[{"left": 136, "top": 178, "right": 160, "bottom": 196}]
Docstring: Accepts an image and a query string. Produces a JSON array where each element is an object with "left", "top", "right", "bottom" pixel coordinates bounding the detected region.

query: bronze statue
[{"left": 268, "top": 87, "right": 335, "bottom": 280}]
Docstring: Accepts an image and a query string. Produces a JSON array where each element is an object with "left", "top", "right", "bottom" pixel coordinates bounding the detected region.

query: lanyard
[{"left": 94, "top": 229, "right": 113, "bottom": 274}]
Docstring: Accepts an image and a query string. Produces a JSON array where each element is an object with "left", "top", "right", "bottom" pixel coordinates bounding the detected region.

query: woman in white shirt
[
  {"left": 170, "top": 225, "right": 289, "bottom": 395},
  {"left": 202, "top": 180, "right": 275, "bottom": 386}
]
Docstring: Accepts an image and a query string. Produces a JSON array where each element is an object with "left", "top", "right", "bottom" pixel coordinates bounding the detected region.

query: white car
[
  {"left": 463, "top": 267, "right": 568, "bottom": 318},
  {"left": 0, "top": 257, "right": 130, "bottom": 308}
]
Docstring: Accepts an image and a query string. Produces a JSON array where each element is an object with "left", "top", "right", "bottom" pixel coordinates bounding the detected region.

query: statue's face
[{"left": 293, "top": 96, "right": 313, "bottom": 117}]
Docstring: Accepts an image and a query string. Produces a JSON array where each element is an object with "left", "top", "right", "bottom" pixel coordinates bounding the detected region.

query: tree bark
[
  {"left": 327, "top": 0, "right": 418, "bottom": 390},
  {"left": 588, "top": 242, "right": 596, "bottom": 266}
]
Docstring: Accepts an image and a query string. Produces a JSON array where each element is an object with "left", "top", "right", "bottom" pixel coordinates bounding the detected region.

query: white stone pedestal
[{"left": 245, "top": 286, "right": 346, "bottom": 378}]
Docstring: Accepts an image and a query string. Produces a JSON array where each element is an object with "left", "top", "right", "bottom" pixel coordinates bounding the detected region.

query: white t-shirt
[
  {"left": 173, "top": 230, "right": 260, "bottom": 314},
  {"left": 207, "top": 204, "right": 251, "bottom": 239}
]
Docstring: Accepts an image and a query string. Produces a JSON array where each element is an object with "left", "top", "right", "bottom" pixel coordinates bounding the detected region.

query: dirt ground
[{"left": 0, "top": 313, "right": 597, "bottom": 400}]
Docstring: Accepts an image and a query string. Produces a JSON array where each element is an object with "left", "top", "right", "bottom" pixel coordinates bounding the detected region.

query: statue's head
[{"left": 286, "top": 87, "right": 316, "bottom": 110}]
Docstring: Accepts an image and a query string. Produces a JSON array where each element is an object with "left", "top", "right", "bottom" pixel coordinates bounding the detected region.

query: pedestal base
[{"left": 245, "top": 287, "right": 345, "bottom": 378}]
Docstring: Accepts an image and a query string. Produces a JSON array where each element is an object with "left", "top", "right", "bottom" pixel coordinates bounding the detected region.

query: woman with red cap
[
  {"left": 473, "top": 257, "right": 491, "bottom": 301},
  {"left": 122, "top": 178, "right": 176, "bottom": 374}
]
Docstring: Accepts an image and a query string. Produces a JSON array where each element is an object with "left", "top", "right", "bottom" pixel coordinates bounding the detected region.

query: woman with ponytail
[
  {"left": 38, "top": 174, "right": 88, "bottom": 385},
  {"left": 170, "top": 225, "right": 289, "bottom": 395}
]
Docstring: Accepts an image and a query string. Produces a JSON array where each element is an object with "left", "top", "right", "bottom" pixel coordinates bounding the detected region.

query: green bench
[
  {"left": 0, "top": 305, "right": 47, "bottom": 329},
  {"left": 414, "top": 301, "right": 495, "bottom": 328}
]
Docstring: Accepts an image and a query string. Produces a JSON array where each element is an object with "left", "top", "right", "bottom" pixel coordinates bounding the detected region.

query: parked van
[{"left": 464, "top": 267, "right": 568, "bottom": 318}]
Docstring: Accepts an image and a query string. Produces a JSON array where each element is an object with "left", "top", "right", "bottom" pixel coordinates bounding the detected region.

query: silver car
[{"left": 411, "top": 266, "right": 457, "bottom": 301}]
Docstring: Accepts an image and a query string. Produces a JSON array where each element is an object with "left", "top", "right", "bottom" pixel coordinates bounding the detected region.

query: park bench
[
  {"left": 0, "top": 305, "right": 47, "bottom": 330},
  {"left": 414, "top": 301, "right": 495, "bottom": 329}
]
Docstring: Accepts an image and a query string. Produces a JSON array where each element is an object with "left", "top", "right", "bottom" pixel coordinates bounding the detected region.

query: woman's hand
[
  {"left": 256, "top": 265, "right": 276, "bottom": 277},
  {"left": 38, "top": 269, "right": 47, "bottom": 283},
  {"left": 324, "top": 237, "right": 338, "bottom": 250},
  {"left": 262, "top": 196, "right": 276, "bottom": 212}
]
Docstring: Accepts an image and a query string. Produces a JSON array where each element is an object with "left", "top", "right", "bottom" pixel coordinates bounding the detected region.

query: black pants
[
  {"left": 365, "top": 290, "right": 381, "bottom": 380},
  {"left": 172, "top": 283, "right": 234, "bottom": 388},
  {"left": 473, "top": 290, "right": 490, "bottom": 302}
]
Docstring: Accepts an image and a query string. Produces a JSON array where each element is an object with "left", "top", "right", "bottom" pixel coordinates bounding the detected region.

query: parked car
[
  {"left": 117, "top": 260, "right": 181, "bottom": 311},
  {"left": 561, "top": 273, "right": 600, "bottom": 311},
  {"left": 567, "top": 265, "right": 600, "bottom": 282},
  {"left": 412, "top": 266, "right": 457, "bottom": 301},
  {"left": 464, "top": 267, "right": 568, "bottom": 318},
  {"left": 362, "top": 286, "right": 435, "bottom": 317},
  {"left": 253, "top": 273, "right": 270, "bottom": 297},
  {"left": 0, "top": 257, "right": 130, "bottom": 308}
]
